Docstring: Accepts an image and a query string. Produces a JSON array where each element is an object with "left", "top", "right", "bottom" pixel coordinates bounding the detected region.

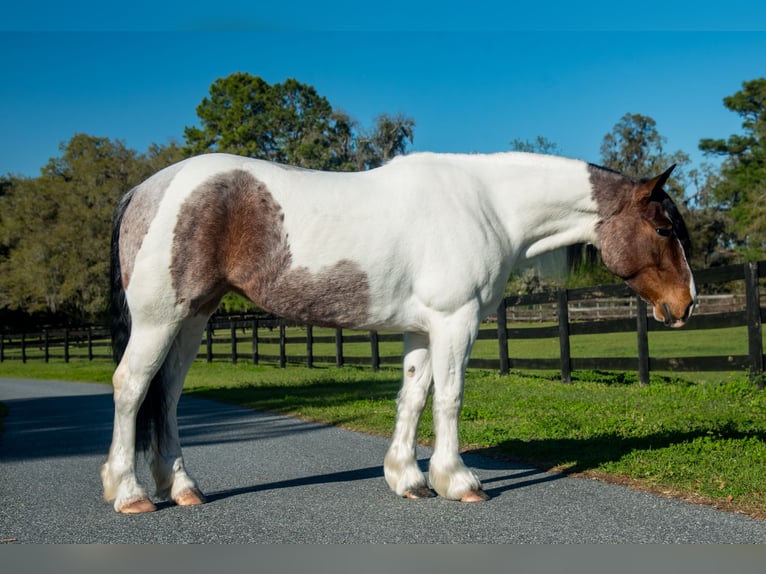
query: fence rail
[{"left": 2, "top": 261, "right": 765, "bottom": 387}]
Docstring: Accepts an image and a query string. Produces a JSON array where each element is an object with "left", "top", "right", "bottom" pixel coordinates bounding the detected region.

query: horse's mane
[{"left": 661, "top": 195, "right": 692, "bottom": 258}]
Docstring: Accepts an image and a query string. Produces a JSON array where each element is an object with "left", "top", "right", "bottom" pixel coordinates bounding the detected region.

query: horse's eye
[{"left": 656, "top": 227, "right": 673, "bottom": 237}]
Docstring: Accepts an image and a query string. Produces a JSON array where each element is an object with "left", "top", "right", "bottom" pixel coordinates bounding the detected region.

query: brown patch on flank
[
  {"left": 262, "top": 260, "right": 371, "bottom": 327},
  {"left": 170, "top": 169, "right": 370, "bottom": 326},
  {"left": 119, "top": 162, "right": 184, "bottom": 288}
]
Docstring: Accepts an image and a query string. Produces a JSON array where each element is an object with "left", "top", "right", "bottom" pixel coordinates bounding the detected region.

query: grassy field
[{"left": 1, "top": 354, "right": 764, "bottom": 520}]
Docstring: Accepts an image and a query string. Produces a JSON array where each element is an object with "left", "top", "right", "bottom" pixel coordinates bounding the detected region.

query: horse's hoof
[
  {"left": 403, "top": 486, "right": 435, "bottom": 499},
  {"left": 460, "top": 489, "right": 489, "bottom": 503},
  {"left": 174, "top": 489, "right": 205, "bottom": 507},
  {"left": 119, "top": 498, "right": 157, "bottom": 514}
]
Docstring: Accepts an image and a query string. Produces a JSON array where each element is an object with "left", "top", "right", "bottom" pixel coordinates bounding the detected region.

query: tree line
[{"left": 1, "top": 73, "right": 764, "bottom": 330}]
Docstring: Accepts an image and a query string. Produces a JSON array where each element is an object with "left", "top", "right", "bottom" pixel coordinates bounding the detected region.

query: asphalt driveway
[{"left": 1, "top": 377, "right": 764, "bottom": 543}]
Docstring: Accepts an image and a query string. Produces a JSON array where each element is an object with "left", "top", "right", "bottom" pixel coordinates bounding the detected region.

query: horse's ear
[{"left": 635, "top": 164, "right": 676, "bottom": 203}]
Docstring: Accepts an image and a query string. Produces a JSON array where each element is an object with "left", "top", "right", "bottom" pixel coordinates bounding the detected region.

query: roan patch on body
[
  {"left": 119, "top": 161, "right": 185, "bottom": 288},
  {"left": 120, "top": 189, "right": 163, "bottom": 287},
  {"left": 169, "top": 169, "right": 370, "bottom": 327}
]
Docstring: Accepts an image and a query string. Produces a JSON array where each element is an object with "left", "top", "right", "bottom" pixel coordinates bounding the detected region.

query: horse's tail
[
  {"left": 110, "top": 187, "right": 167, "bottom": 454},
  {"left": 110, "top": 188, "right": 134, "bottom": 365}
]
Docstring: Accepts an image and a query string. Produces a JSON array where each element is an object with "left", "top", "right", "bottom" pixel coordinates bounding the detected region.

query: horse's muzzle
[{"left": 661, "top": 300, "right": 695, "bottom": 329}]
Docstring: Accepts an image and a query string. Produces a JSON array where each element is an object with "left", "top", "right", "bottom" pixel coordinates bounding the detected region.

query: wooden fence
[{"left": 2, "top": 261, "right": 764, "bottom": 387}]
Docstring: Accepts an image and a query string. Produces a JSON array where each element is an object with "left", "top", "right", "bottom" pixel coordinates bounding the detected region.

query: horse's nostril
[{"left": 661, "top": 303, "right": 674, "bottom": 326}]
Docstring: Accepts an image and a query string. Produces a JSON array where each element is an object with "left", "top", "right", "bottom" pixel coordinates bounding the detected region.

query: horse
[{"left": 102, "top": 151, "right": 696, "bottom": 513}]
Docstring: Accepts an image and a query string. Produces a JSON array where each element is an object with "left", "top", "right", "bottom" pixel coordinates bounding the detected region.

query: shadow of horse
[
  {"left": 200, "top": 458, "right": 565, "bottom": 507},
  {"left": 467, "top": 424, "right": 766, "bottom": 478}
]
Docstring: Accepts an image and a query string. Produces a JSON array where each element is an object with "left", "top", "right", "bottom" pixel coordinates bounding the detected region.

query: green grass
[
  {"left": 0, "top": 360, "right": 115, "bottom": 384},
  {"left": 3, "top": 358, "right": 763, "bottom": 519}
]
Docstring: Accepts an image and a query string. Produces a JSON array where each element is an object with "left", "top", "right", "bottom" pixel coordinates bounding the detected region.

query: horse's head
[{"left": 596, "top": 166, "right": 696, "bottom": 328}]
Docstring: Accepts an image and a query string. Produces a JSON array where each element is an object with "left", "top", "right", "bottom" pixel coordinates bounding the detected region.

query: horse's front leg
[
  {"left": 427, "top": 309, "right": 487, "bottom": 502},
  {"left": 384, "top": 332, "right": 434, "bottom": 499}
]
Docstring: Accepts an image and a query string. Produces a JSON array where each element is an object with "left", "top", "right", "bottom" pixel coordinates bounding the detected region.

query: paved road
[{"left": 1, "top": 377, "right": 765, "bottom": 543}]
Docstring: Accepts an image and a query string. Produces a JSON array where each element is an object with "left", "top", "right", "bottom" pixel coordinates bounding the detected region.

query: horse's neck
[{"left": 477, "top": 153, "right": 601, "bottom": 259}]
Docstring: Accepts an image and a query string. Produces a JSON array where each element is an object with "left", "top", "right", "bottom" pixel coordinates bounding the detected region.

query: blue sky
[{"left": 2, "top": 3, "right": 766, "bottom": 178}]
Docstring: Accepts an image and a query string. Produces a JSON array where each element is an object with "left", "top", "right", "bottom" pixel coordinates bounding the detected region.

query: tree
[
  {"left": 184, "top": 74, "right": 354, "bottom": 170},
  {"left": 600, "top": 113, "right": 691, "bottom": 196},
  {"left": 683, "top": 164, "right": 737, "bottom": 269},
  {"left": 0, "top": 135, "right": 182, "bottom": 326},
  {"left": 144, "top": 140, "right": 186, "bottom": 173},
  {"left": 510, "top": 135, "right": 560, "bottom": 155},
  {"left": 699, "top": 78, "right": 766, "bottom": 261},
  {"left": 183, "top": 73, "right": 414, "bottom": 172},
  {"left": 356, "top": 113, "right": 416, "bottom": 169}
]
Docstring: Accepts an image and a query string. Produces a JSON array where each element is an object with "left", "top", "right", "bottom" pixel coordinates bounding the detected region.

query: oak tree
[{"left": 699, "top": 78, "right": 766, "bottom": 261}]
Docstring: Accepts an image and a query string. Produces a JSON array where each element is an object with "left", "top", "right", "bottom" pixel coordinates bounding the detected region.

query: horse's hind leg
[
  {"left": 149, "top": 315, "right": 209, "bottom": 507},
  {"left": 384, "top": 332, "right": 434, "bottom": 499},
  {"left": 101, "top": 321, "right": 179, "bottom": 513}
]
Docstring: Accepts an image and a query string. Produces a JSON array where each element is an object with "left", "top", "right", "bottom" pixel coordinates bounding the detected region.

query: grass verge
[{"left": 2, "top": 359, "right": 764, "bottom": 519}]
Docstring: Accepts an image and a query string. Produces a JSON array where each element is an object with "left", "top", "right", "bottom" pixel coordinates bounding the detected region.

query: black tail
[
  {"left": 110, "top": 188, "right": 134, "bottom": 365},
  {"left": 110, "top": 187, "right": 167, "bottom": 454}
]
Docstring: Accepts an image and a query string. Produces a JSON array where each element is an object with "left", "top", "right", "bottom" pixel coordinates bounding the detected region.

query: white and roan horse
[{"left": 103, "top": 151, "right": 696, "bottom": 513}]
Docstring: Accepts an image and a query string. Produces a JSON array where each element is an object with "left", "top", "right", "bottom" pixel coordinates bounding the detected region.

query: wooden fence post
[
  {"left": 744, "top": 261, "right": 764, "bottom": 387},
  {"left": 335, "top": 329, "right": 344, "bottom": 367},
  {"left": 279, "top": 321, "right": 287, "bottom": 368},
  {"left": 21, "top": 332, "right": 26, "bottom": 363},
  {"left": 252, "top": 319, "right": 259, "bottom": 365},
  {"left": 370, "top": 330, "right": 380, "bottom": 372},
  {"left": 44, "top": 329, "right": 50, "bottom": 363},
  {"left": 557, "top": 289, "right": 572, "bottom": 384},
  {"left": 230, "top": 322, "right": 237, "bottom": 365},
  {"left": 636, "top": 297, "right": 650, "bottom": 385},
  {"left": 497, "top": 299, "right": 510, "bottom": 375},
  {"left": 0, "top": 334, "right": 4, "bottom": 362},
  {"left": 306, "top": 325, "right": 314, "bottom": 368},
  {"left": 64, "top": 328, "right": 70, "bottom": 363},
  {"left": 205, "top": 324, "right": 213, "bottom": 363},
  {"left": 88, "top": 327, "right": 94, "bottom": 361}
]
